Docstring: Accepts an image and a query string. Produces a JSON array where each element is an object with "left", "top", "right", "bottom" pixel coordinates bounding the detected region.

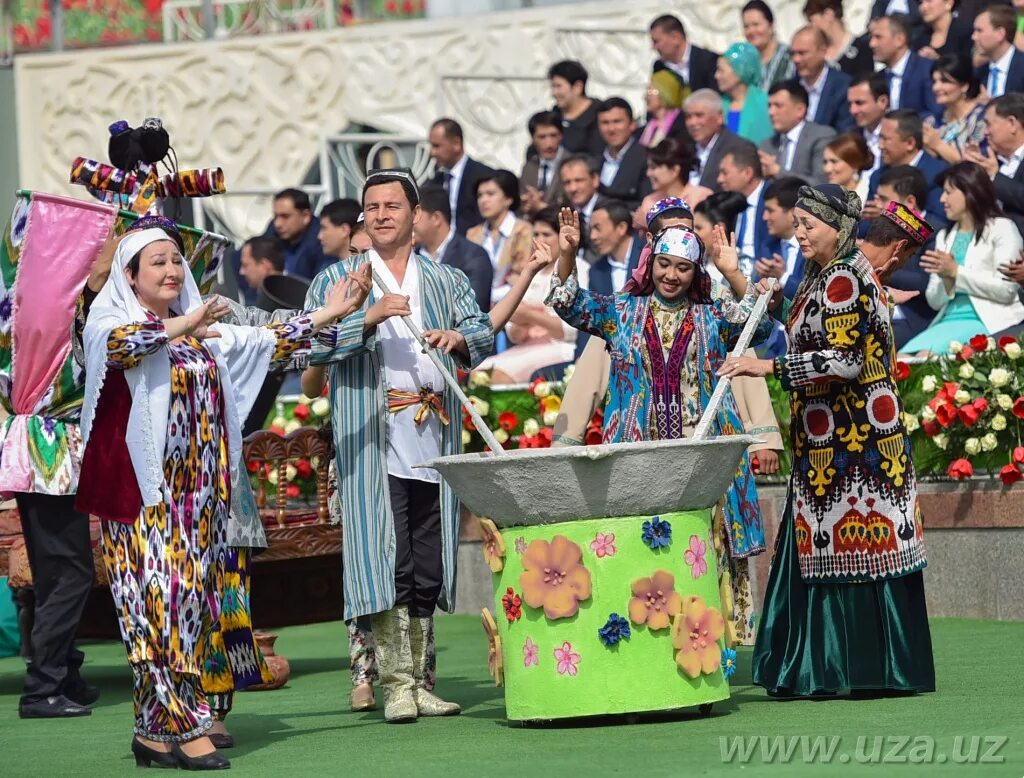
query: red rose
[
  {"left": 999, "top": 335, "right": 1018, "bottom": 350},
  {"left": 947, "top": 459, "right": 974, "bottom": 479},
  {"left": 293, "top": 404, "right": 310, "bottom": 421},
  {"left": 972, "top": 397, "right": 988, "bottom": 413},
  {"left": 1014, "top": 447, "right": 1024, "bottom": 465},
  {"left": 894, "top": 361, "right": 910, "bottom": 381},
  {"left": 1000, "top": 464, "right": 1023, "bottom": 486},
  {"left": 969, "top": 334, "right": 989, "bottom": 352},
  {"left": 1013, "top": 398, "right": 1024, "bottom": 420},
  {"left": 295, "top": 459, "right": 313, "bottom": 479},
  {"left": 537, "top": 428, "right": 553, "bottom": 448},
  {"left": 935, "top": 403, "right": 957, "bottom": 428},
  {"left": 750, "top": 455, "right": 761, "bottom": 474},
  {"left": 246, "top": 459, "right": 260, "bottom": 474},
  {"left": 269, "top": 425, "right": 286, "bottom": 436},
  {"left": 958, "top": 405, "right": 980, "bottom": 427},
  {"left": 922, "top": 420, "right": 941, "bottom": 437},
  {"left": 958, "top": 345, "right": 974, "bottom": 362},
  {"left": 498, "top": 411, "right": 518, "bottom": 431},
  {"left": 585, "top": 425, "right": 603, "bottom": 445},
  {"left": 463, "top": 414, "right": 475, "bottom": 431},
  {"left": 285, "top": 484, "right": 301, "bottom": 498}
]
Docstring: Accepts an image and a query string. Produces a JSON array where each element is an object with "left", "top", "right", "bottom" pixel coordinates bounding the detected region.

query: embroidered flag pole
[
  {"left": 369, "top": 267, "right": 506, "bottom": 455},
  {"left": 692, "top": 278, "right": 777, "bottom": 441}
]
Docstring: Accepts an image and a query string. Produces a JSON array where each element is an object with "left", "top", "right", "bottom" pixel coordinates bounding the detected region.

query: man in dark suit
[
  {"left": 864, "top": 109, "right": 948, "bottom": 224},
  {"left": 596, "top": 97, "right": 652, "bottom": 211},
  {"left": 415, "top": 185, "right": 493, "bottom": 312},
  {"left": 869, "top": 0, "right": 926, "bottom": 45},
  {"left": 649, "top": 14, "right": 719, "bottom": 94},
  {"left": 791, "top": 26, "right": 854, "bottom": 132},
  {"left": 759, "top": 82, "right": 836, "bottom": 185},
  {"left": 717, "top": 145, "right": 773, "bottom": 275},
  {"left": 520, "top": 110, "right": 567, "bottom": 215},
  {"left": 871, "top": 165, "right": 937, "bottom": 347},
  {"left": 972, "top": 5, "right": 1024, "bottom": 99},
  {"left": 965, "top": 93, "right": 1024, "bottom": 236},
  {"left": 559, "top": 154, "right": 607, "bottom": 255},
  {"left": 264, "top": 188, "right": 331, "bottom": 281},
  {"left": 428, "top": 117, "right": 494, "bottom": 236},
  {"left": 587, "top": 200, "right": 645, "bottom": 295},
  {"left": 869, "top": 15, "right": 940, "bottom": 120},
  {"left": 683, "top": 89, "right": 757, "bottom": 191}
]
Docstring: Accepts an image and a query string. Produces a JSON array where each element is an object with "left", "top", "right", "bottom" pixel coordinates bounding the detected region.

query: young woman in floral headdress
[{"left": 546, "top": 207, "right": 772, "bottom": 644}]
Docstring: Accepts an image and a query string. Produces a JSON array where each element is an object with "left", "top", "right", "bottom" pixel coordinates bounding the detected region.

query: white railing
[{"left": 163, "top": 0, "right": 336, "bottom": 42}]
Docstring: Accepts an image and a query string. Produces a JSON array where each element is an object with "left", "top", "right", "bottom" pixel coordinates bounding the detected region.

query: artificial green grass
[{"left": 1, "top": 617, "right": 1022, "bottom": 777}]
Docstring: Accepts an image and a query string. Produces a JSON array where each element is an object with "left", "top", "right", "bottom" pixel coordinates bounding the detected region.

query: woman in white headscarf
[{"left": 77, "top": 225, "right": 366, "bottom": 770}]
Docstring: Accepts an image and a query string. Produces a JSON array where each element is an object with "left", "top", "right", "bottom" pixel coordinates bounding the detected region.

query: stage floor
[{"left": 1, "top": 616, "right": 1022, "bottom": 776}]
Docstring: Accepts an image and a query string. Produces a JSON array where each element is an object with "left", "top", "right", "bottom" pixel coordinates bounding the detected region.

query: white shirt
[
  {"left": 481, "top": 211, "right": 517, "bottom": 273},
  {"left": 887, "top": 50, "right": 911, "bottom": 110},
  {"left": 663, "top": 44, "right": 692, "bottom": 85},
  {"left": 864, "top": 123, "right": 882, "bottom": 175},
  {"left": 910, "top": 150, "right": 924, "bottom": 168},
  {"left": 738, "top": 180, "right": 764, "bottom": 271},
  {"left": 424, "top": 226, "right": 455, "bottom": 263},
  {"left": 801, "top": 67, "right": 830, "bottom": 123},
  {"left": 370, "top": 252, "right": 444, "bottom": 483},
  {"left": 691, "top": 133, "right": 720, "bottom": 185},
  {"left": 601, "top": 138, "right": 634, "bottom": 188},
  {"left": 578, "top": 194, "right": 600, "bottom": 259},
  {"left": 781, "top": 122, "right": 805, "bottom": 171},
  {"left": 999, "top": 143, "right": 1024, "bottom": 179},
  {"left": 537, "top": 147, "right": 564, "bottom": 190},
  {"left": 443, "top": 153, "right": 469, "bottom": 214},
  {"left": 989, "top": 46, "right": 1017, "bottom": 99},
  {"left": 885, "top": 0, "right": 909, "bottom": 13},
  {"left": 608, "top": 236, "right": 636, "bottom": 291},
  {"left": 779, "top": 235, "right": 801, "bottom": 289}
]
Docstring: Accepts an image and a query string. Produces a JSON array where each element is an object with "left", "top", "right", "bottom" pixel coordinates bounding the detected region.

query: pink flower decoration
[
  {"left": 589, "top": 531, "right": 617, "bottom": 558},
  {"left": 554, "top": 641, "right": 581, "bottom": 676},
  {"left": 684, "top": 534, "right": 708, "bottom": 579},
  {"left": 515, "top": 536, "right": 527, "bottom": 555},
  {"left": 523, "top": 637, "right": 539, "bottom": 667}
]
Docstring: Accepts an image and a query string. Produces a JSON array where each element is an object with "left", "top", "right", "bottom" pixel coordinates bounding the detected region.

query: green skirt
[{"left": 752, "top": 504, "right": 936, "bottom": 696}]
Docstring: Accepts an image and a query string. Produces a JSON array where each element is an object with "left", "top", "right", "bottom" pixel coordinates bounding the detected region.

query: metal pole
[
  {"left": 692, "top": 279, "right": 778, "bottom": 441},
  {"left": 201, "top": 0, "right": 216, "bottom": 39},
  {"left": 50, "top": 0, "right": 64, "bottom": 52}
]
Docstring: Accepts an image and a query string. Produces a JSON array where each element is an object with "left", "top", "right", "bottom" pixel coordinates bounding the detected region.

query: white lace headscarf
[{"left": 81, "top": 228, "right": 277, "bottom": 507}]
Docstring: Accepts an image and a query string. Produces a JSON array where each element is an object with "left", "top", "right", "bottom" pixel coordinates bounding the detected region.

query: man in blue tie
[
  {"left": 973, "top": 5, "right": 1024, "bottom": 99},
  {"left": 869, "top": 14, "right": 940, "bottom": 120}
]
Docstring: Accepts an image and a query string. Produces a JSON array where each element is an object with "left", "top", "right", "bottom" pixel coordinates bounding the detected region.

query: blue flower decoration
[
  {"left": 598, "top": 613, "right": 631, "bottom": 647},
  {"left": 721, "top": 647, "right": 737, "bottom": 679},
  {"left": 642, "top": 516, "right": 672, "bottom": 549}
]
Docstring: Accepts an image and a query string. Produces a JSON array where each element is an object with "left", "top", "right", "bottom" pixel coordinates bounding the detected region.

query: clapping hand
[
  {"left": 758, "top": 150, "right": 781, "bottom": 179},
  {"left": 558, "top": 207, "right": 581, "bottom": 256},
  {"left": 998, "top": 249, "right": 1024, "bottom": 284},
  {"left": 754, "top": 254, "right": 785, "bottom": 281},
  {"left": 963, "top": 142, "right": 999, "bottom": 178},
  {"left": 861, "top": 195, "right": 886, "bottom": 220},
  {"left": 886, "top": 287, "right": 920, "bottom": 305},
  {"left": 920, "top": 249, "right": 958, "bottom": 280}
]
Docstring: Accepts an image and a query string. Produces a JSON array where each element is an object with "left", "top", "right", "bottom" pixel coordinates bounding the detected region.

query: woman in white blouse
[{"left": 902, "top": 162, "right": 1024, "bottom": 354}]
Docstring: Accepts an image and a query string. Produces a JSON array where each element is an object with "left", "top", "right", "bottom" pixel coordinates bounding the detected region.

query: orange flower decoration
[
  {"left": 479, "top": 518, "right": 506, "bottom": 572},
  {"left": 628, "top": 569, "right": 683, "bottom": 630},
  {"left": 671, "top": 595, "right": 725, "bottom": 679},
  {"left": 519, "top": 535, "right": 592, "bottom": 619},
  {"left": 481, "top": 608, "right": 503, "bottom": 687}
]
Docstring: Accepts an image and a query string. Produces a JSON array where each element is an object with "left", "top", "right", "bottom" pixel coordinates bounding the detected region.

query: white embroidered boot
[
  {"left": 410, "top": 616, "right": 461, "bottom": 716},
  {"left": 368, "top": 606, "right": 417, "bottom": 723}
]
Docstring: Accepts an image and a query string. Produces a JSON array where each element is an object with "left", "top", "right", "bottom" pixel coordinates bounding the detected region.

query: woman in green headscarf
[
  {"left": 715, "top": 42, "right": 773, "bottom": 145},
  {"left": 718, "top": 184, "right": 935, "bottom": 699}
]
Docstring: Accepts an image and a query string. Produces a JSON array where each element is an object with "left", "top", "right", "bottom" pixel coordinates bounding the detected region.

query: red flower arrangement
[{"left": 502, "top": 587, "right": 523, "bottom": 623}]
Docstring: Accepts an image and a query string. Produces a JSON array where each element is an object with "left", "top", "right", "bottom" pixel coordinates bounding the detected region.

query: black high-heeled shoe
[
  {"left": 171, "top": 743, "right": 231, "bottom": 771},
  {"left": 131, "top": 738, "right": 177, "bottom": 769}
]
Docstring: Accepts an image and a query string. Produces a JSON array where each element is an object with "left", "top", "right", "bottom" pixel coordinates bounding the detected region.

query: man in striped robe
[{"left": 304, "top": 170, "right": 493, "bottom": 723}]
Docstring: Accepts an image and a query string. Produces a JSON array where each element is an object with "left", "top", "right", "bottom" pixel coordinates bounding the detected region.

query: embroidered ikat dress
[
  {"left": 774, "top": 253, "right": 926, "bottom": 582},
  {"left": 99, "top": 313, "right": 312, "bottom": 742}
]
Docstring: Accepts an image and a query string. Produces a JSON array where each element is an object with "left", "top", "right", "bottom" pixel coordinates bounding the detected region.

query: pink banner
[{"left": 11, "top": 192, "right": 116, "bottom": 414}]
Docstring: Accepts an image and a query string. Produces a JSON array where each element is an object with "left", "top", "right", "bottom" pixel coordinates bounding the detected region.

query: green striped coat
[{"left": 305, "top": 252, "right": 493, "bottom": 620}]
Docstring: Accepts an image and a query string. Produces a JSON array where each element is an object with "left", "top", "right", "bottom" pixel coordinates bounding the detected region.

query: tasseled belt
[{"left": 386, "top": 387, "right": 449, "bottom": 426}]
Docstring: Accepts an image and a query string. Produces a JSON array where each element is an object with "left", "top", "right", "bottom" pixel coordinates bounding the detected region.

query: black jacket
[
  {"left": 598, "top": 141, "right": 652, "bottom": 210},
  {"left": 437, "top": 233, "right": 494, "bottom": 312},
  {"left": 430, "top": 156, "right": 494, "bottom": 236}
]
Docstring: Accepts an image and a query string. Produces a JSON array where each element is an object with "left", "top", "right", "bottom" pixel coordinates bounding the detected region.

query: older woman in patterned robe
[{"left": 719, "top": 184, "right": 935, "bottom": 698}]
